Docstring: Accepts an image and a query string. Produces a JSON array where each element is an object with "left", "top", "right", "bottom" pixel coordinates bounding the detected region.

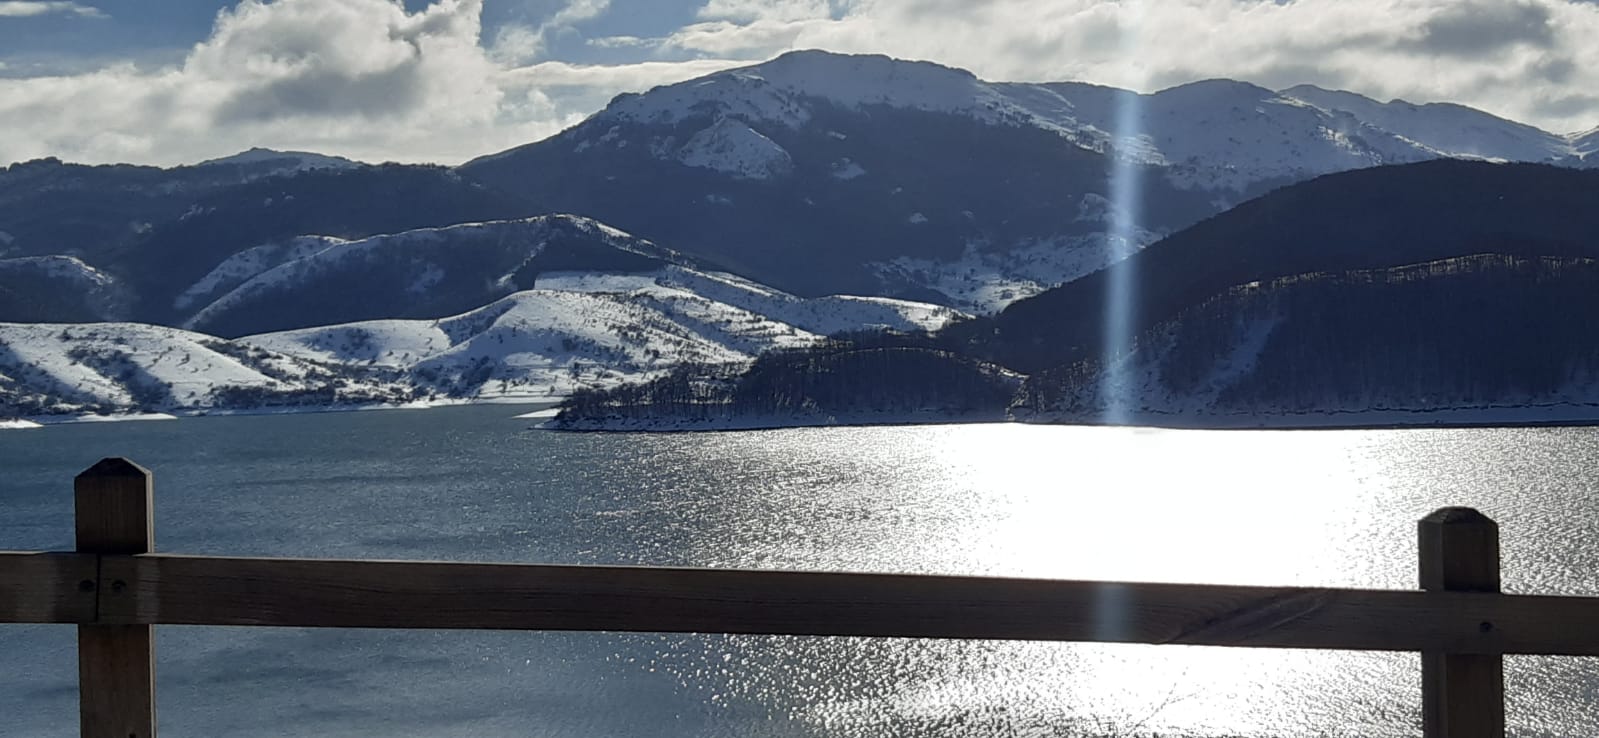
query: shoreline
[
  {"left": 12, "top": 400, "right": 1599, "bottom": 433},
  {"left": 539, "top": 403, "right": 1599, "bottom": 433},
  {"left": 4, "top": 397, "right": 564, "bottom": 429}
]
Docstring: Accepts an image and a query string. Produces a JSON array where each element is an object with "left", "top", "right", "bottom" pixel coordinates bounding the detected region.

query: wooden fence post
[
  {"left": 76, "top": 458, "right": 156, "bottom": 738},
  {"left": 1419, "top": 507, "right": 1503, "bottom": 738}
]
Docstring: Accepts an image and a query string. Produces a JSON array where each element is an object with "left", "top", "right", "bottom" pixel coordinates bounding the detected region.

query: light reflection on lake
[{"left": 4, "top": 408, "right": 1599, "bottom": 736}]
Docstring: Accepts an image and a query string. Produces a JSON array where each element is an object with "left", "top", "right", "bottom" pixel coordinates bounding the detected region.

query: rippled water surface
[{"left": 5, "top": 406, "right": 1599, "bottom": 737}]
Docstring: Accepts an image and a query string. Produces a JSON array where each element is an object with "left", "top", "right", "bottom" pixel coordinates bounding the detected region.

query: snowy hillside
[
  {"left": 1278, "top": 85, "right": 1576, "bottom": 164},
  {"left": 244, "top": 288, "right": 809, "bottom": 401},
  {"left": 1574, "top": 126, "right": 1599, "bottom": 163},
  {"left": 247, "top": 268, "right": 963, "bottom": 401},
  {"left": 533, "top": 266, "right": 964, "bottom": 336},
  {"left": 0, "top": 322, "right": 413, "bottom": 417},
  {"left": 3, "top": 259, "right": 964, "bottom": 417}
]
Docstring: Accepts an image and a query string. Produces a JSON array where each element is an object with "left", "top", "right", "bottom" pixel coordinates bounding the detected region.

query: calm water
[{"left": 4, "top": 406, "right": 1599, "bottom": 737}]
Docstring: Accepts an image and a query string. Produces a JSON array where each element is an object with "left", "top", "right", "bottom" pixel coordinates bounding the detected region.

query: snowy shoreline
[{"left": 3, "top": 397, "right": 564, "bottom": 429}]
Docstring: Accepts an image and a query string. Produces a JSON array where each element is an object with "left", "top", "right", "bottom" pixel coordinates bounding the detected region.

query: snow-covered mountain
[
  {"left": 0, "top": 321, "right": 415, "bottom": 417},
  {"left": 1, "top": 264, "right": 963, "bottom": 418},
  {"left": 1574, "top": 126, "right": 1599, "bottom": 161},
  {"left": 482, "top": 51, "right": 1591, "bottom": 191},
  {"left": 1276, "top": 85, "right": 1582, "bottom": 165},
  {"left": 242, "top": 284, "right": 824, "bottom": 402},
  {"left": 462, "top": 50, "right": 1596, "bottom": 312}
]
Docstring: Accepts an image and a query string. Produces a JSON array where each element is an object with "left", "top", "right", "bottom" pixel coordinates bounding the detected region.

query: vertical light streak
[{"left": 1102, "top": 0, "right": 1148, "bottom": 426}]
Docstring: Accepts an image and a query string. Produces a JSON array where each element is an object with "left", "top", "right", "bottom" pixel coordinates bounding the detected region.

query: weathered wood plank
[
  {"left": 1420, "top": 507, "right": 1504, "bottom": 738},
  {"left": 76, "top": 457, "right": 157, "bottom": 738},
  {"left": 98, "top": 553, "right": 1599, "bottom": 655},
  {"left": 78, "top": 626, "right": 155, "bottom": 738},
  {"left": 0, "top": 552, "right": 98, "bottom": 624}
]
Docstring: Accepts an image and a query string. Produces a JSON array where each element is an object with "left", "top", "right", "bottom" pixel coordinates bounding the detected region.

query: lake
[{"left": 4, "top": 406, "right": 1599, "bottom": 737}]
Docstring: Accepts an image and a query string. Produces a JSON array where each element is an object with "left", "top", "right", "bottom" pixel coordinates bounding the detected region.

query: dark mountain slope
[
  {"left": 957, "top": 160, "right": 1599, "bottom": 372},
  {"left": 1020, "top": 254, "right": 1599, "bottom": 423},
  {"left": 104, "top": 165, "right": 534, "bottom": 324},
  {"left": 181, "top": 215, "right": 688, "bottom": 338},
  {"left": 463, "top": 102, "right": 1216, "bottom": 302}
]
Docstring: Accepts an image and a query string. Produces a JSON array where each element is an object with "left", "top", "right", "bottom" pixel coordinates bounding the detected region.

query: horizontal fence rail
[
  {"left": 0, "top": 457, "right": 1579, "bottom": 738},
  {"left": 4, "top": 552, "right": 1599, "bottom": 656}
]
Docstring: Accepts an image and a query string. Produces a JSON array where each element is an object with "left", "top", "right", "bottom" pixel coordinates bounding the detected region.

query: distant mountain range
[
  {"left": 460, "top": 51, "right": 1596, "bottom": 310},
  {"left": 4, "top": 50, "right": 1598, "bottom": 423}
]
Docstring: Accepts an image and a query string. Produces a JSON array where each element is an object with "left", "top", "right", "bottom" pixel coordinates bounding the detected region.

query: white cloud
[
  {"left": 0, "top": 1, "right": 104, "bottom": 18},
  {"left": 697, "top": 0, "right": 832, "bottom": 23},
  {"left": 0, "top": 0, "right": 694, "bottom": 166},
  {"left": 586, "top": 34, "right": 658, "bottom": 50}
]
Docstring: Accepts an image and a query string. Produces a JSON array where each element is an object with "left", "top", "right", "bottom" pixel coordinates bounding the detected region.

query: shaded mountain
[
  {"left": 193, "top": 147, "right": 364, "bottom": 175},
  {"left": 1019, "top": 255, "right": 1599, "bottom": 424},
  {"left": 107, "top": 164, "right": 534, "bottom": 323},
  {"left": 954, "top": 161, "right": 1599, "bottom": 373},
  {"left": 0, "top": 256, "right": 127, "bottom": 323},
  {"left": 180, "top": 215, "right": 690, "bottom": 337},
  {"left": 464, "top": 90, "right": 1213, "bottom": 308},
  {"left": 0, "top": 157, "right": 288, "bottom": 262}
]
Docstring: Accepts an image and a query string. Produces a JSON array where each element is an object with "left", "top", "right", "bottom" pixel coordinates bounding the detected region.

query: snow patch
[
  {"left": 407, "top": 264, "right": 446, "bottom": 296},
  {"left": 676, "top": 119, "right": 793, "bottom": 179},
  {"left": 873, "top": 232, "right": 1160, "bottom": 313},
  {"left": 831, "top": 158, "right": 866, "bottom": 180}
]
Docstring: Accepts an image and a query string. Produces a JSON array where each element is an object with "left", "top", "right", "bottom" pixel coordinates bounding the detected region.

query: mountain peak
[
  {"left": 1155, "top": 78, "right": 1276, "bottom": 101},
  {"left": 597, "top": 49, "right": 1002, "bottom": 129},
  {"left": 195, "top": 147, "right": 363, "bottom": 171}
]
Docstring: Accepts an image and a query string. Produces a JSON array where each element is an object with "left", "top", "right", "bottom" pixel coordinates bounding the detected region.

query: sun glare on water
[{"left": 885, "top": 424, "right": 1413, "bottom": 735}]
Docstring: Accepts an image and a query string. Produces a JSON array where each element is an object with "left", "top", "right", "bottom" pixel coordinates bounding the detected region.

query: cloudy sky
[{"left": 2, "top": 0, "right": 1597, "bottom": 167}]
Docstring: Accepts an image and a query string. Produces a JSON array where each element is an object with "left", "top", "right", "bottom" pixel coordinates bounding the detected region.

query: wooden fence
[{"left": 2, "top": 458, "right": 1593, "bottom": 737}]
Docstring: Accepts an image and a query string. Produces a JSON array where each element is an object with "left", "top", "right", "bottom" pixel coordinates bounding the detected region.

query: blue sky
[
  {"left": 2, "top": 0, "right": 1597, "bottom": 166},
  {"left": 0, "top": 1, "right": 706, "bottom": 73}
]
